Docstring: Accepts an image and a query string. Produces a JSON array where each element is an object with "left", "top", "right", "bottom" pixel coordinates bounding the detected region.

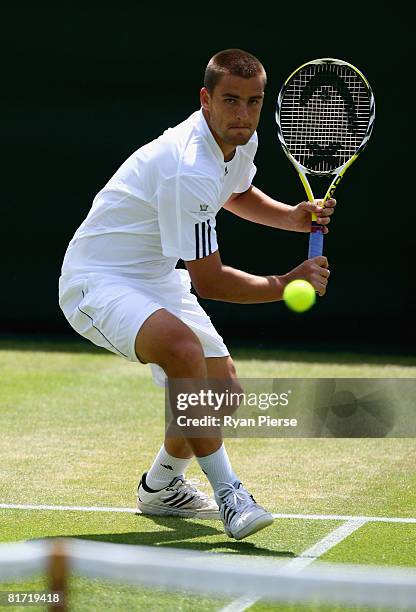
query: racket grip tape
[{"left": 308, "top": 224, "right": 324, "bottom": 258}]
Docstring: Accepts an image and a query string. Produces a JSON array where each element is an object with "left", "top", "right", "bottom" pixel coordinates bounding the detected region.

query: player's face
[{"left": 200, "top": 74, "right": 264, "bottom": 158}]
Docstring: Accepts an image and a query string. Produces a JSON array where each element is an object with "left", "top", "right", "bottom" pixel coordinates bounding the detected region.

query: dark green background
[{"left": 1, "top": 9, "right": 413, "bottom": 350}]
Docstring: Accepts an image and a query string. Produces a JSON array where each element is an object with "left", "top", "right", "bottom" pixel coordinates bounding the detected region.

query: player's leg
[
  {"left": 135, "top": 308, "right": 223, "bottom": 459},
  {"left": 136, "top": 313, "right": 273, "bottom": 537},
  {"left": 197, "top": 356, "right": 273, "bottom": 539},
  {"left": 140, "top": 355, "right": 237, "bottom": 499},
  {"left": 197, "top": 356, "right": 240, "bottom": 486},
  {"left": 136, "top": 308, "right": 221, "bottom": 518}
]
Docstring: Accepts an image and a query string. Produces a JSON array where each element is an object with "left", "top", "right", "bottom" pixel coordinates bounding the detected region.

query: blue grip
[{"left": 308, "top": 227, "right": 324, "bottom": 258}]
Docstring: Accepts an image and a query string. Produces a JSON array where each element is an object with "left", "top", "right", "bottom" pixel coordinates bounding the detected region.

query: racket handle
[{"left": 308, "top": 223, "right": 324, "bottom": 258}]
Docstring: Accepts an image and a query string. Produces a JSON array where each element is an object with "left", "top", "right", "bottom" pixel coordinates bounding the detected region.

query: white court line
[
  {"left": 0, "top": 503, "right": 415, "bottom": 524},
  {"left": 272, "top": 512, "right": 416, "bottom": 524},
  {"left": 220, "top": 519, "right": 368, "bottom": 612},
  {"left": 0, "top": 503, "right": 138, "bottom": 514}
]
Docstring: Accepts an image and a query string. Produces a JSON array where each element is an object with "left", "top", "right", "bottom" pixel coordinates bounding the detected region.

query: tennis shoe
[
  {"left": 215, "top": 481, "right": 273, "bottom": 540},
  {"left": 137, "top": 472, "right": 219, "bottom": 519}
]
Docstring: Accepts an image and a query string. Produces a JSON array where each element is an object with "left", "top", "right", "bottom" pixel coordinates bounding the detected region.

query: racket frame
[{"left": 275, "top": 58, "right": 375, "bottom": 257}]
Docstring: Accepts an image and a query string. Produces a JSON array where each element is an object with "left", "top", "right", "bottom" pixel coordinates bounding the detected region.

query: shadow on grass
[
  {"left": 59, "top": 515, "right": 295, "bottom": 557},
  {"left": 1, "top": 334, "right": 415, "bottom": 366}
]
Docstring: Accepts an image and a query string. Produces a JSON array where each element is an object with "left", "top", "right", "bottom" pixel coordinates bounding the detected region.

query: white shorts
[{"left": 58, "top": 269, "right": 229, "bottom": 386}]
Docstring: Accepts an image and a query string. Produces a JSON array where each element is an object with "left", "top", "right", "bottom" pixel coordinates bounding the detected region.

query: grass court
[{"left": 0, "top": 339, "right": 415, "bottom": 611}]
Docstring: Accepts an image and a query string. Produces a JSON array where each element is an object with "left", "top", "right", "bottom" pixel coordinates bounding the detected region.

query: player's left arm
[{"left": 223, "top": 185, "right": 336, "bottom": 233}]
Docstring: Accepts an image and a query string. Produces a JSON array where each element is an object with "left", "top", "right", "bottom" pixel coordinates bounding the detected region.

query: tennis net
[{"left": 1, "top": 538, "right": 415, "bottom": 610}]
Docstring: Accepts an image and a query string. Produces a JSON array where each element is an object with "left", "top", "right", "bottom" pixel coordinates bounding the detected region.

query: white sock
[
  {"left": 145, "top": 445, "right": 193, "bottom": 490},
  {"left": 196, "top": 444, "right": 239, "bottom": 492}
]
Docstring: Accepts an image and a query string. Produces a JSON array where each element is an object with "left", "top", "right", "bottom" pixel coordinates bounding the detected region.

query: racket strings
[{"left": 280, "top": 63, "right": 372, "bottom": 172}]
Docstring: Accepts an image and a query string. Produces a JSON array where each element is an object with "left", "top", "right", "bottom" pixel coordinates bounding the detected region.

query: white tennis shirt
[{"left": 61, "top": 109, "right": 258, "bottom": 280}]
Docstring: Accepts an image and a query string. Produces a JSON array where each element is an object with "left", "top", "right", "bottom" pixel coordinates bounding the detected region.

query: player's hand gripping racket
[{"left": 275, "top": 58, "right": 375, "bottom": 257}]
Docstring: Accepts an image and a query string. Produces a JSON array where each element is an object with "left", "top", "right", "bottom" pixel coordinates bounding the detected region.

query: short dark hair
[{"left": 204, "top": 48, "right": 267, "bottom": 93}]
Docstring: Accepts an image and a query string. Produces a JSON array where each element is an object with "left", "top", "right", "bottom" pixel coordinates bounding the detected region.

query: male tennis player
[{"left": 59, "top": 49, "right": 334, "bottom": 540}]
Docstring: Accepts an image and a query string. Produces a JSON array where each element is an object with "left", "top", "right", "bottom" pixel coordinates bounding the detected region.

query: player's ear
[{"left": 200, "top": 87, "right": 210, "bottom": 110}]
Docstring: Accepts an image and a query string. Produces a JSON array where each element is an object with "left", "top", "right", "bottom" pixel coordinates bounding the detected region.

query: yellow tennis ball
[{"left": 283, "top": 279, "right": 316, "bottom": 313}]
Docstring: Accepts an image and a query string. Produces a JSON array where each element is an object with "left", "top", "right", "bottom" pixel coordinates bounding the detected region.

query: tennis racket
[{"left": 275, "top": 58, "right": 375, "bottom": 257}]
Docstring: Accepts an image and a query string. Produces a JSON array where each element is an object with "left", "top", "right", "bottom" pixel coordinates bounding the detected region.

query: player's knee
[
  {"left": 171, "top": 339, "right": 204, "bottom": 365},
  {"left": 162, "top": 339, "right": 206, "bottom": 376}
]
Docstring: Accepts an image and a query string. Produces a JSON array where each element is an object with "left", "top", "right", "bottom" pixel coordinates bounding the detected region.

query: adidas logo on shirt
[{"left": 194, "top": 220, "right": 213, "bottom": 259}]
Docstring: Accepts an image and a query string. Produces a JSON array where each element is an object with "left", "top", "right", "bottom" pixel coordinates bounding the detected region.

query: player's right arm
[{"left": 186, "top": 251, "right": 330, "bottom": 303}]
